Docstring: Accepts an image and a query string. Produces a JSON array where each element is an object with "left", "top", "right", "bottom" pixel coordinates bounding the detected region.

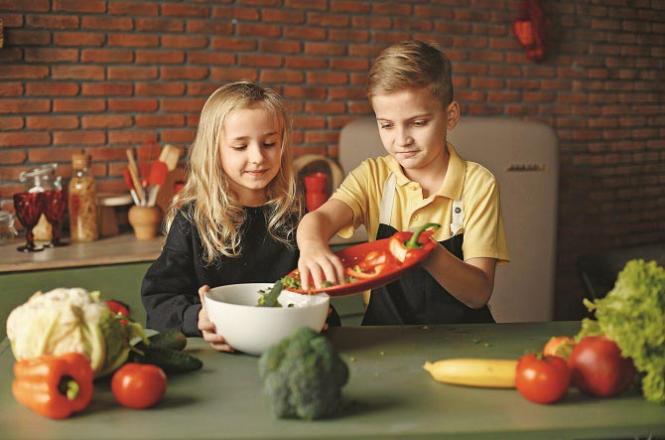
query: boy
[{"left": 297, "top": 40, "right": 509, "bottom": 325}]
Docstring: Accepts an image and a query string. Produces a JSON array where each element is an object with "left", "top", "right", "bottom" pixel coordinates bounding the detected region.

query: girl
[{"left": 141, "top": 82, "right": 339, "bottom": 352}]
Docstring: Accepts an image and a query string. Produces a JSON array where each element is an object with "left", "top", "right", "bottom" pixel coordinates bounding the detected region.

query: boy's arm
[
  {"left": 296, "top": 199, "right": 354, "bottom": 290},
  {"left": 422, "top": 247, "right": 497, "bottom": 309}
]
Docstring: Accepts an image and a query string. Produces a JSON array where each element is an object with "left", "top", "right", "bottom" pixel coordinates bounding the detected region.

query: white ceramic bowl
[{"left": 205, "top": 283, "right": 330, "bottom": 356}]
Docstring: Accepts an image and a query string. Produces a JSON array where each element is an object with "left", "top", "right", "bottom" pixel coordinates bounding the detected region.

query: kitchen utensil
[
  {"left": 158, "top": 144, "right": 182, "bottom": 171},
  {"left": 125, "top": 149, "right": 146, "bottom": 205},
  {"left": 147, "top": 161, "right": 168, "bottom": 207},
  {"left": 137, "top": 141, "right": 161, "bottom": 164},
  {"left": 285, "top": 230, "right": 438, "bottom": 296},
  {"left": 122, "top": 168, "right": 140, "bottom": 205},
  {"left": 204, "top": 283, "right": 329, "bottom": 356},
  {"left": 138, "top": 162, "right": 150, "bottom": 189}
]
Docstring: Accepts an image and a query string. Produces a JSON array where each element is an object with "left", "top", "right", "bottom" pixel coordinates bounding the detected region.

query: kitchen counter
[
  {"left": 1, "top": 322, "right": 663, "bottom": 439},
  {"left": 0, "top": 234, "right": 164, "bottom": 273},
  {"left": 0, "top": 231, "right": 364, "bottom": 274}
]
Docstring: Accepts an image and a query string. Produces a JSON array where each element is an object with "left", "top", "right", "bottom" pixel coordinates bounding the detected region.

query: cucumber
[
  {"left": 145, "top": 329, "right": 188, "bottom": 351},
  {"left": 132, "top": 345, "right": 203, "bottom": 374}
]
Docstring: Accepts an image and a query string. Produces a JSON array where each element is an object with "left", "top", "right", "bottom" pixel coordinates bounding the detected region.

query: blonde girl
[{"left": 142, "top": 82, "right": 339, "bottom": 351}]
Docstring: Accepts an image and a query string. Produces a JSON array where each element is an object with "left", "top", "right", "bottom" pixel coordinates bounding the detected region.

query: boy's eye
[
  {"left": 412, "top": 120, "right": 428, "bottom": 127},
  {"left": 379, "top": 123, "right": 393, "bottom": 130}
]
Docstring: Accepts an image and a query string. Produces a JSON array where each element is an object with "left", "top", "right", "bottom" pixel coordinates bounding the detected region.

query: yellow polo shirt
[{"left": 331, "top": 142, "right": 509, "bottom": 262}]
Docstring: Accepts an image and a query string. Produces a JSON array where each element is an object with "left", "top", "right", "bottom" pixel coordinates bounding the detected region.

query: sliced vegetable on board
[
  {"left": 282, "top": 224, "right": 440, "bottom": 296},
  {"left": 12, "top": 352, "right": 94, "bottom": 419}
]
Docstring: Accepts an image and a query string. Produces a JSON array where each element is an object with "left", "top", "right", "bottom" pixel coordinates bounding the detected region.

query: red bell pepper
[
  {"left": 12, "top": 352, "right": 94, "bottom": 419},
  {"left": 346, "top": 263, "right": 386, "bottom": 280},
  {"left": 389, "top": 223, "right": 440, "bottom": 263},
  {"left": 106, "top": 299, "right": 130, "bottom": 325}
]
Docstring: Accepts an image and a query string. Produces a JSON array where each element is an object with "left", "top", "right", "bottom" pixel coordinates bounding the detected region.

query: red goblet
[
  {"left": 13, "top": 191, "right": 45, "bottom": 252},
  {"left": 43, "top": 189, "right": 68, "bottom": 247}
]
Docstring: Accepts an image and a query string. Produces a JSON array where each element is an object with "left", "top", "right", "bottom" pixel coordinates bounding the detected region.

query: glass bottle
[
  {"left": 68, "top": 153, "right": 98, "bottom": 242},
  {"left": 23, "top": 163, "right": 57, "bottom": 243}
]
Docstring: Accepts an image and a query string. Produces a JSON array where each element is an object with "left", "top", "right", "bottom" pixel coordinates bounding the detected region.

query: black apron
[{"left": 362, "top": 174, "right": 494, "bottom": 325}]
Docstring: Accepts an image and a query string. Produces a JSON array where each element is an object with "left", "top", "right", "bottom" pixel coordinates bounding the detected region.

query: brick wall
[{"left": 1, "top": 0, "right": 663, "bottom": 319}]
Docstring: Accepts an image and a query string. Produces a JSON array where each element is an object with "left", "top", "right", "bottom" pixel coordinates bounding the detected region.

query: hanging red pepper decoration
[{"left": 512, "top": 0, "right": 547, "bottom": 62}]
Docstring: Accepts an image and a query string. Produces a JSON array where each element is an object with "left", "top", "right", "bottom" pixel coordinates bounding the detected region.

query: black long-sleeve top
[{"left": 141, "top": 205, "right": 304, "bottom": 336}]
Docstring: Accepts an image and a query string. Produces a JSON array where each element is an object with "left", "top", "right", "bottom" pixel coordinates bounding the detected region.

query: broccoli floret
[
  {"left": 258, "top": 327, "right": 349, "bottom": 420},
  {"left": 257, "top": 280, "right": 283, "bottom": 308}
]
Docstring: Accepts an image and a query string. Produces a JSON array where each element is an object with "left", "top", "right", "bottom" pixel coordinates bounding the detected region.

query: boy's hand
[
  {"left": 297, "top": 242, "right": 345, "bottom": 290},
  {"left": 197, "top": 285, "right": 234, "bottom": 352}
]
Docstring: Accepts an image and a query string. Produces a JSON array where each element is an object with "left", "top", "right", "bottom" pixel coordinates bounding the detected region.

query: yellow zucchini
[{"left": 423, "top": 358, "right": 517, "bottom": 388}]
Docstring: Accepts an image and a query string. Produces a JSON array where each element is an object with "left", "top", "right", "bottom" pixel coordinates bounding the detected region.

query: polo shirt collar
[
  {"left": 384, "top": 142, "right": 465, "bottom": 200},
  {"left": 437, "top": 142, "right": 465, "bottom": 200}
]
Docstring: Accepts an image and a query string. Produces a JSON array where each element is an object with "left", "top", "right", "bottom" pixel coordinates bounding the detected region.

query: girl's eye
[
  {"left": 232, "top": 145, "right": 247, "bottom": 151},
  {"left": 263, "top": 142, "right": 277, "bottom": 148}
]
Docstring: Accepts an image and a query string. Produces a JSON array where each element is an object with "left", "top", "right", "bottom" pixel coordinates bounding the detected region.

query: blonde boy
[{"left": 297, "top": 40, "right": 509, "bottom": 325}]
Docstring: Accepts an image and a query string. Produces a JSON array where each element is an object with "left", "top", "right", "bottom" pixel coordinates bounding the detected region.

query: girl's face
[{"left": 220, "top": 105, "right": 283, "bottom": 206}]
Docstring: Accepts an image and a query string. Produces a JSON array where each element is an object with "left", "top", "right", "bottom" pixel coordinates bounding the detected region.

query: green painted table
[{"left": 1, "top": 322, "right": 663, "bottom": 439}]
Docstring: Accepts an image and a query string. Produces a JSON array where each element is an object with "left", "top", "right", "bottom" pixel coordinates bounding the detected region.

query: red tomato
[
  {"left": 515, "top": 353, "right": 571, "bottom": 404},
  {"left": 568, "top": 336, "right": 635, "bottom": 398},
  {"left": 111, "top": 363, "right": 167, "bottom": 409},
  {"left": 543, "top": 336, "right": 575, "bottom": 359}
]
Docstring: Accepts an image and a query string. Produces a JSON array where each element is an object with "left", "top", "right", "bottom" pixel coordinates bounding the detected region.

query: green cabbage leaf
[{"left": 578, "top": 259, "right": 665, "bottom": 404}]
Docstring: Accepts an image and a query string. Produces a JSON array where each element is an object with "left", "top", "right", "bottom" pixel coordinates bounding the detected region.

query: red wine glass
[
  {"left": 43, "top": 189, "right": 68, "bottom": 247},
  {"left": 13, "top": 191, "right": 45, "bottom": 252}
]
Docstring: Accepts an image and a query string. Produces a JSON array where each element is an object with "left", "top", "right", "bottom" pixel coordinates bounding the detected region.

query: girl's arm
[
  {"left": 296, "top": 199, "right": 354, "bottom": 290},
  {"left": 422, "top": 246, "right": 497, "bottom": 309},
  {"left": 141, "top": 212, "right": 202, "bottom": 336}
]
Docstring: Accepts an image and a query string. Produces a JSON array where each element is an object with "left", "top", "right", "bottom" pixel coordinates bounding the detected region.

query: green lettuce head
[
  {"left": 6, "top": 287, "right": 145, "bottom": 377},
  {"left": 579, "top": 259, "right": 665, "bottom": 404}
]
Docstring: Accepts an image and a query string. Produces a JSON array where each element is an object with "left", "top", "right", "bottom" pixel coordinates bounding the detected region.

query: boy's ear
[{"left": 446, "top": 101, "right": 460, "bottom": 130}]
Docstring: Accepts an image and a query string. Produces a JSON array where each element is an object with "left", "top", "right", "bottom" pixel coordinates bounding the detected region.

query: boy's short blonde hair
[{"left": 368, "top": 40, "right": 453, "bottom": 108}]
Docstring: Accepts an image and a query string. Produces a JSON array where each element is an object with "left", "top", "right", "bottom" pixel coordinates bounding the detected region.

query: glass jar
[
  {"left": 0, "top": 210, "right": 18, "bottom": 244},
  {"left": 68, "top": 154, "right": 98, "bottom": 242}
]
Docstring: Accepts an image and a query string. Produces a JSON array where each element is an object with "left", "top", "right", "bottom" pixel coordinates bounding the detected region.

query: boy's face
[
  {"left": 219, "top": 105, "right": 282, "bottom": 206},
  {"left": 372, "top": 87, "right": 459, "bottom": 176}
]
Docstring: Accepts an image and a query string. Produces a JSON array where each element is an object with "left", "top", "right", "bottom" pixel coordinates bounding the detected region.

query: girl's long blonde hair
[{"left": 166, "top": 81, "right": 299, "bottom": 264}]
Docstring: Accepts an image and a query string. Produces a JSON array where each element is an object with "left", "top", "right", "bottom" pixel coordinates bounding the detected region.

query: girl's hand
[
  {"left": 297, "top": 242, "right": 345, "bottom": 290},
  {"left": 198, "top": 285, "right": 234, "bottom": 352}
]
